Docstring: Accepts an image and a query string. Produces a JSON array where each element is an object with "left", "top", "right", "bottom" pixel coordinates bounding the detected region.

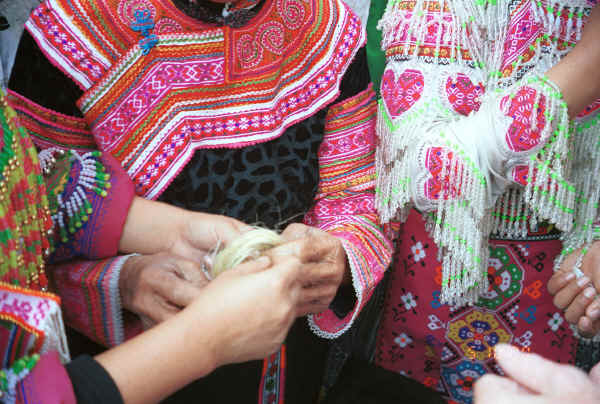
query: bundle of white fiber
[{"left": 210, "top": 228, "right": 283, "bottom": 278}]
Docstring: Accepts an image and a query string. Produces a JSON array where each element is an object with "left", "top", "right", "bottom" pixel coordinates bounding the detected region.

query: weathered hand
[
  {"left": 168, "top": 211, "right": 251, "bottom": 264},
  {"left": 266, "top": 223, "right": 350, "bottom": 316},
  {"left": 474, "top": 344, "right": 600, "bottom": 404},
  {"left": 119, "top": 252, "right": 209, "bottom": 328},
  {"left": 547, "top": 240, "right": 600, "bottom": 337}
]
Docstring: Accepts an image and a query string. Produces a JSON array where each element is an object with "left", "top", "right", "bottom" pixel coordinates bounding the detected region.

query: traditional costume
[
  {"left": 8, "top": 0, "right": 394, "bottom": 401},
  {"left": 372, "top": 0, "right": 600, "bottom": 403},
  {"left": 0, "top": 90, "right": 133, "bottom": 403}
]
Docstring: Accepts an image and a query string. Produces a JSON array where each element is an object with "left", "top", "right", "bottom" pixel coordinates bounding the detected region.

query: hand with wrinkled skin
[
  {"left": 97, "top": 254, "right": 306, "bottom": 404},
  {"left": 119, "top": 197, "right": 250, "bottom": 263},
  {"left": 119, "top": 252, "right": 209, "bottom": 328},
  {"left": 266, "top": 223, "right": 351, "bottom": 316},
  {"left": 474, "top": 344, "right": 600, "bottom": 404},
  {"left": 547, "top": 240, "right": 600, "bottom": 337}
]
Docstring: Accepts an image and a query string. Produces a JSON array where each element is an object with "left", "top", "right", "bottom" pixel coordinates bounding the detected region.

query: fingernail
[
  {"left": 585, "top": 287, "right": 596, "bottom": 299},
  {"left": 577, "top": 276, "right": 591, "bottom": 288},
  {"left": 581, "top": 316, "right": 592, "bottom": 330},
  {"left": 588, "top": 301, "right": 600, "bottom": 318},
  {"left": 564, "top": 272, "right": 576, "bottom": 282}
]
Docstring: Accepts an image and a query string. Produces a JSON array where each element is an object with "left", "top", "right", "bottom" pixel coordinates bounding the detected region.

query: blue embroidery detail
[
  {"left": 519, "top": 305, "right": 537, "bottom": 324},
  {"left": 131, "top": 9, "right": 157, "bottom": 55},
  {"left": 430, "top": 291, "right": 442, "bottom": 309}
]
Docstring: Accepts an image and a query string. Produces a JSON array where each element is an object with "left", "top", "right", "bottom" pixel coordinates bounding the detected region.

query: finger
[
  {"left": 553, "top": 276, "right": 592, "bottom": 310},
  {"left": 228, "top": 256, "right": 272, "bottom": 276},
  {"left": 474, "top": 374, "right": 521, "bottom": 404},
  {"left": 269, "top": 234, "right": 339, "bottom": 264},
  {"left": 547, "top": 270, "right": 576, "bottom": 295},
  {"left": 564, "top": 286, "right": 597, "bottom": 324},
  {"left": 281, "top": 223, "right": 312, "bottom": 241},
  {"left": 576, "top": 316, "right": 600, "bottom": 338},
  {"left": 298, "top": 261, "right": 345, "bottom": 288},
  {"left": 154, "top": 276, "right": 204, "bottom": 308},
  {"left": 578, "top": 316, "right": 595, "bottom": 337},
  {"left": 297, "top": 302, "right": 330, "bottom": 317},
  {"left": 494, "top": 344, "right": 587, "bottom": 395},
  {"left": 174, "top": 258, "right": 209, "bottom": 287},
  {"left": 218, "top": 218, "right": 252, "bottom": 244},
  {"left": 298, "top": 283, "right": 339, "bottom": 306},
  {"left": 584, "top": 245, "right": 600, "bottom": 291},
  {"left": 586, "top": 297, "right": 600, "bottom": 321},
  {"left": 141, "top": 297, "right": 180, "bottom": 324}
]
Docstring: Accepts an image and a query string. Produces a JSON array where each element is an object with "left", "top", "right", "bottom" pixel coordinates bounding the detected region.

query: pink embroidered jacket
[{"left": 11, "top": 0, "right": 395, "bottom": 352}]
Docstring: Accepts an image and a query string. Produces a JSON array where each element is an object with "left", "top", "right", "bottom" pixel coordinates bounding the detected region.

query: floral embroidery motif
[
  {"left": 233, "top": 0, "right": 309, "bottom": 74},
  {"left": 411, "top": 241, "right": 427, "bottom": 262},
  {"left": 118, "top": 0, "right": 157, "bottom": 27},
  {"left": 154, "top": 17, "right": 183, "bottom": 34},
  {"left": 441, "top": 361, "right": 487, "bottom": 404},
  {"left": 401, "top": 292, "right": 418, "bottom": 310},
  {"left": 394, "top": 333, "right": 413, "bottom": 348},
  {"left": 477, "top": 246, "right": 523, "bottom": 310},
  {"left": 447, "top": 311, "right": 511, "bottom": 361},
  {"left": 547, "top": 312, "right": 564, "bottom": 332}
]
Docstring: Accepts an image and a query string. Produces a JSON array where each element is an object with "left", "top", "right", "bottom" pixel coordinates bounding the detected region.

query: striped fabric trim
[
  {"left": 50, "top": 255, "right": 134, "bottom": 347},
  {"left": 304, "top": 86, "right": 394, "bottom": 338},
  {"left": 6, "top": 90, "right": 95, "bottom": 151},
  {"left": 258, "top": 345, "right": 286, "bottom": 404}
]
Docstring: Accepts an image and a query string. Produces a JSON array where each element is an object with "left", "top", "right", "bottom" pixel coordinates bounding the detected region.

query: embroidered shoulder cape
[{"left": 27, "top": 0, "right": 364, "bottom": 198}]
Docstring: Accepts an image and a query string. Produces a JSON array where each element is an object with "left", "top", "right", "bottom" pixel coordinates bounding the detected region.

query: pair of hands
[
  {"left": 474, "top": 344, "right": 600, "bottom": 404},
  {"left": 548, "top": 241, "right": 600, "bottom": 337},
  {"left": 120, "top": 212, "right": 349, "bottom": 330}
]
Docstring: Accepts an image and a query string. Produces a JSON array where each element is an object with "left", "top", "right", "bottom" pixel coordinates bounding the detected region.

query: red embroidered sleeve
[
  {"left": 304, "top": 85, "right": 395, "bottom": 338},
  {"left": 50, "top": 256, "right": 143, "bottom": 347},
  {"left": 15, "top": 352, "right": 77, "bottom": 404},
  {"left": 7, "top": 90, "right": 135, "bottom": 261},
  {"left": 6, "top": 91, "right": 141, "bottom": 347}
]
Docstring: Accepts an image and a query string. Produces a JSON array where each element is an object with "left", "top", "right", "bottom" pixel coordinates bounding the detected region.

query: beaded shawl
[
  {"left": 0, "top": 88, "right": 122, "bottom": 379},
  {"left": 26, "top": 0, "right": 364, "bottom": 199},
  {"left": 375, "top": 0, "right": 600, "bottom": 305}
]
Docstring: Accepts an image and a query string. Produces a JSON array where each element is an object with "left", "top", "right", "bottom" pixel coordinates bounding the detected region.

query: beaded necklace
[{"left": 0, "top": 93, "right": 52, "bottom": 291}]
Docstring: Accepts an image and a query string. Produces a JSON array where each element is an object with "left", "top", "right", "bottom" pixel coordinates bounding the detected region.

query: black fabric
[
  {"left": 65, "top": 355, "right": 124, "bottom": 404},
  {"left": 0, "top": 15, "right": 8, "bottom": 31},
  {"left": 575, "top": 339, "right": 600, "bottom": 372},
  {"left": 9, "top": 30, "right": 84, "bottom": 117},
  {"left": 159, "top": 111, "right": 325, "bottom": 228},
  {"left": 171, "top": 0, "right": 266, "bottom": 28},
  {"left": 321, "top": 359, "right": 446, "bottom": 404},
  {"left": 162, "top": 318, "right": 329, "bottom": 404}
]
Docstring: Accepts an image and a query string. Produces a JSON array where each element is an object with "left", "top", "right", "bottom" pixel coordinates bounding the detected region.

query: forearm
[
  {"left": 547, "top": 6, "right": 600, "bottom": 117},
  {"left": 118, "top": 197, "right": 187, "bottom": 255},
  {"left": 95, "top": 303, "right": 217, "bottom": 404}
]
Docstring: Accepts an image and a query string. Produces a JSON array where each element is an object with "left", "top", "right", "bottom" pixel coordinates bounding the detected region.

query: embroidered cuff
[{"left": 51, "top": 254, "right": 136, "bottom": 347}]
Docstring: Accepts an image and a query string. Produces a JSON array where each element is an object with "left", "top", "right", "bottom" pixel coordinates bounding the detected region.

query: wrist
[{"left": 118, "top": 254, "right": 142, "bottom": 308}]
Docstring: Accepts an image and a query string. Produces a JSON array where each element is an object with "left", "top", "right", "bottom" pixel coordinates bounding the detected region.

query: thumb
[
  {"left": 228, "top": 256, "right": 272, "bottom": 276},
  {"left": 590, "top": 362, "right": 600, "bottom": 384}
]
